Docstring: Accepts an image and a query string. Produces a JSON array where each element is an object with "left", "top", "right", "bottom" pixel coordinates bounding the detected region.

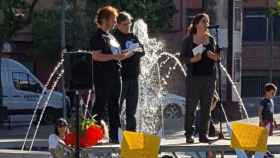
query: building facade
[
  {"left": 2, "top": 0, "right": 279, "bottom": 97},
  {"left": 165, "top": 0, "right": 280, "bottom": 98}
]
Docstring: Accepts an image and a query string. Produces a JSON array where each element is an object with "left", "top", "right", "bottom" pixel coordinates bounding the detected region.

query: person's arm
[
  {"left": 191, "top": 54, "right": 202, "bottom": 63},
  {"left": 273, "top": 119, "right": 277, "bottom": 128},
  {"left": 130, "top": 35, "right": 145, "bottom": 58},
  {"left": 207, "top": 36, "right": 219, "bottom": 62},
  {"left": 210, "top": 91, "right": 220, "bottom": 111},
  {"left": 91, "top": 50, "right": 118, "bottom": 61},
  {"left": 180, "top": 36, "right": 202, "bottom": 64},
  {"left": 119, "top": 51, "right": 135, "bottom": 60},
  {"left": 207, "top": 51, "right": 219, "bottom": 61},
  {"left": 257, "top": 106, "right": 264, "bottom": 126},
  {"left": 90, "top": 35, "right": 127, "bottom": 62}
]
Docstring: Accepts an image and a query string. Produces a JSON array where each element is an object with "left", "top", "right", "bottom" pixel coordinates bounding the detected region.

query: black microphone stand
[{"left": 210, "top": 27, "right": 225, "bottom": 139}]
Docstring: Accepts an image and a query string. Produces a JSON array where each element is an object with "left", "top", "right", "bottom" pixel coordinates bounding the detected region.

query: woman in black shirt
[
  {"left": 90, "top": 5, "right": 133, "bottom": 144},
  {"left": 180, "top": 13, "right": 219, "bottom": 143}
]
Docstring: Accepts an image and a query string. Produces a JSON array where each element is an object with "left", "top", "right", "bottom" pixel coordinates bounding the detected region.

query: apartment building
[{"left": 166, "top": 0, "right": 280, "bottom": 97}]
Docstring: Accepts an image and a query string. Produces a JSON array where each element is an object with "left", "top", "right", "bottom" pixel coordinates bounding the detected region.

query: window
[
  {"left": 241, "top": 76, "right": 280, "bottom": 97},
  {"left": 243, "top": 8, "right": 280, "bottom": 42},
  {"left": 12, "top": 72, "right": 42, "bottom": 93},
  {"left": 243, "top": 8, "right": 267, "bottom": 42},
  {"left": 273, "top": 16, "right": 280, "bottom": 41},
  {"left": 241, "top": 76, "right": 267, "bottom": 97}
]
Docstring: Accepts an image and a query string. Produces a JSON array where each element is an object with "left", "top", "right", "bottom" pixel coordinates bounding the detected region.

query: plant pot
[{"left": 64, "top": 124, "right": 104, "bottom": 148}]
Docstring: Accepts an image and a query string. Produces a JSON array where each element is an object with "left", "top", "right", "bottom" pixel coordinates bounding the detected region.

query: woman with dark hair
[
  {"left": 180, "top": 13, "right": 219, "bottom": 143},
  {"left": 90, "top": 5, "right": 133, "bottom": 143},
  {"left": 48, "top": 118, "right": 69, "bottom": 158},
  {"left": 113, "top": 11, "right": 145, "bottom": 132}
]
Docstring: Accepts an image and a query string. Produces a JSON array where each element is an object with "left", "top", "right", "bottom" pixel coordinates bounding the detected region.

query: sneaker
[
  {"left": 186, "top": 136, "right": 194, "bottom": 144},
  {"left": 264, "top": 151, "right": 274, "bottom": 158}
]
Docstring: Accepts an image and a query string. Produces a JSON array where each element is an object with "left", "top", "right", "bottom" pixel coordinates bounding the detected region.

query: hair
[
  {"left": 264, "top": 83, "right": 278, "bottom": 94},
  {"left": 186, "top": 13, "right": 210, "bottom": 36},
  {"left": 95, "top": 5, "right": 118, "bottom": 25},
  {"left": 117, "top": 11, "right": 133, "bottom": 23},
  {"left": 54, "top": 118, "right": 68, "bottom": 135}
]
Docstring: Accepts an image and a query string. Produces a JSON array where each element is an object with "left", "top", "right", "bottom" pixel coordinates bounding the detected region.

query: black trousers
[
  {"left": 92, "top": 74, "right": 121, "bottom": 141},
  {"left": 120, "top": 79, "right": 139, "bottom": 131},
  {"left": 184, "top": 75, "right": 216, "bottom": 137}
]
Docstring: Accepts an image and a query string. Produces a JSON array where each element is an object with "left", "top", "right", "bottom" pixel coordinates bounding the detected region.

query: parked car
[
  {"left": 161, "top": 93, "right": 185, "bottom": 120},
  {"left": 1, "top": 58, "right": 70, "bottom": 123}
]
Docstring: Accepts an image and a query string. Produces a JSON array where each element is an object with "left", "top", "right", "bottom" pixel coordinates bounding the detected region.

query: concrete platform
[
  {"left": 0, "top": 136, "right": 280, "bottom": 157},
  {"left": 0, "top": 149, "right": 49, "bottom": 158},
  {"left": 81, "top": 136, "right": 280, "bottom": 153},
  {"left": 1, "top": 114, "right": 280, "bottom": 157}
]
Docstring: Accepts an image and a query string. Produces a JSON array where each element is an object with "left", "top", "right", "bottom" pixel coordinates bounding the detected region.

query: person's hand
[
  {"left": 273, "top": 120, "right": 277, "bottom": 129},
  {"left": 207, "top": 51, "right": 218, "bottom": 61},
  {"left": 113, "top": 51, "right": 134, "bottom": 60},
  {"left": 120, "top": 52, "right": 134, "bottom": 60},
  {"left": 259, "top": 121, "right": 264, "bottom": 127},
  {"left": 112, "top": 53, "right": 124, "bottom": 60},
  {"left": 191, "top": 54, "right": 202, "bottom": 63},
  {"left": 133, "top": 47, "right": 144, "bottom": 52}
]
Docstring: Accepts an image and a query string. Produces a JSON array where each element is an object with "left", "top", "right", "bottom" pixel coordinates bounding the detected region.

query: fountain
[
  {"left": 21, "top": 58, "right": 65, "bottom": 150},
  {"left": 131, "top": 19, "right": 188, "bottom": 136},
  {"left": 132, "top": 19, "right": 250, "bottom": 136},
  {"left": 29, "top": 69, "right": 64, "bottom": 150},
  {"left": 15, "top": 19, "right": 253, "bottom": 158}
]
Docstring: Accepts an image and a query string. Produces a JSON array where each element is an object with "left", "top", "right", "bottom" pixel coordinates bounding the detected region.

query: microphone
[{"left": 207, "top": 25, "right": 220, "bottom": 29}]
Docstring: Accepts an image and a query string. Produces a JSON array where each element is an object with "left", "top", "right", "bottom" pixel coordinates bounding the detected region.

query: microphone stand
[
  {"left": 211, "top": 27, "right": 225, "bottom": 139},
  {"left": 216, "top": 45, "right": 224, "bottom": 139}
]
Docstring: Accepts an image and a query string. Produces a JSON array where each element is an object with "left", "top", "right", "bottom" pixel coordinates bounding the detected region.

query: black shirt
[
  {"left": 180, "top": 35, "right": 216, "bottom": 77},
  {"left": 259, "top": 98, "right": 274, "bottom": 121},
  {"left": 89, "top": 28, "right": 121, "bottom": 79},
  {"left": 113, "top": 29, "right": 145, "bottom": 80}
]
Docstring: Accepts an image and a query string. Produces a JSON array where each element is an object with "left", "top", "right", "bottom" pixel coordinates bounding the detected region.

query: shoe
[
  {"left": 199, "top": 134, "right": 211, "bottom": 143},
  {"left": 265, "top": 151, "right": 274, "bottom": 158},
  {"left": 185, "top": 136, "right": 194, "bottom": 144}
]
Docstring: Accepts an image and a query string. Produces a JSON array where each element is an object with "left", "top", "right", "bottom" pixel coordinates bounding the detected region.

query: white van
[{"left": 1, "top": 58, "right": 69, "bottom": 124}]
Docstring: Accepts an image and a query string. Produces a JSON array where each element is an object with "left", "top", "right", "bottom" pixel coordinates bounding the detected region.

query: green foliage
[
  {"left": 266, "top": 0, "right": 280, "bottom": 17},
  {"left": 0, "top": 0, "right": 31, "bottom": 40},
  {"left": 80, "top": 115, "right": 97, "bottom": 135},
  {"left": 31, "top": 10, "right": 60, "bottom": 61},
  {"left": 63, "top": 0, "right": 177, "bottom": 49},
  {"left": 0, "top": 0, "right": 23, "bottom": 39},
  {"left": 84, "top": 0, "right": 177, "bottom": 32},
  {"left": 1, "top": 0, "right": 177, "bottom": 56}
]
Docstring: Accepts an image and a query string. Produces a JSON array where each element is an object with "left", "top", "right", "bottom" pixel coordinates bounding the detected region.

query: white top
[
  {"left": 48, "top": 134, "right": 64, "bottom": 158},
  {"left": 48, "top": 134, "right": 60, "bottom": 149}
]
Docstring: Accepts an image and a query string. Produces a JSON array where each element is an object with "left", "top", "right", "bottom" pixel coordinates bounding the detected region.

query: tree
[
  {"left": 31, "top": 9, "right": 61, "bottom": 61},
  {"left": 0, "top": 0, "right": 39, "bottom": 40},
  {"left": 267, "top": 0, "right": 280, "bottom": 17},
  {"left": 65, "top": 0, "right": 177, "bottom": 49},
  {"left": 0, "top": 0, "right": 39, "bottom": 115},
  {"left": 84, "top": 0, "right": 177, "bottom": 32},
  {"left": 1, "top": 0, "right": 177, "bottom": 58}
]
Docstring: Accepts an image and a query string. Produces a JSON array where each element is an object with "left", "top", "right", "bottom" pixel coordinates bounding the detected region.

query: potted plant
[{"left": 64, "top": 116, "right": 104, "bottom": 148}]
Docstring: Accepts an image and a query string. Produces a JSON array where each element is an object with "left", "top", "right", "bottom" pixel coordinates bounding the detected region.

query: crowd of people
[{"left": 48, "top": 4, "right": 278, "bottom": 158}]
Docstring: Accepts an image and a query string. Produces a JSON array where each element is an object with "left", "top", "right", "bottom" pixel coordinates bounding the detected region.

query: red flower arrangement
[{"left": 64, "top": 116, "right": 104, "bottom": 148}]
